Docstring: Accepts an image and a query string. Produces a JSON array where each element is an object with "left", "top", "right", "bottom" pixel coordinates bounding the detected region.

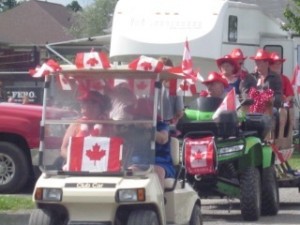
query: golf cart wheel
[
  {"left": 261, "top": 166, "right": 279, "bottom": 215},
  {"left": 189, "top": 204, "right": 203, "bottom": 225},
  {"left": 127, "top": 209, "right": 159, "bottom": 225},
  {"left": 0, "top": 142, "right": 30, "bottom": 193},
  {"left": 28, "top": 209, "right": 52, "bottom": 225},
  {"left": 240, "top": 167, "right": 261, "bottom": 221}
]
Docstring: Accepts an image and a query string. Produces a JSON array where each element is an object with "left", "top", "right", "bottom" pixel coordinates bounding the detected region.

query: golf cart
[
  {"left": 177, "top": 96, "right": 279, "bottom": 221},
  {"left": 28, "top": 63, "right": 202, "bottom": 225}
]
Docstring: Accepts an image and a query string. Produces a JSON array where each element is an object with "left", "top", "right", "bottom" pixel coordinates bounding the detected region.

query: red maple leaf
[
  {"left": 179, "top": 80, "right": 189, "bottom": 91},
  {"left": 86, "top": 143, "right": 106, "bottom": 165},
  {"left": 192, "top": 150, "right": 204, "bottom": 161},
  {"left": 140, "top": 62, "right": 153, "bottom": 71},
  {"left": 87, "top": 57, "right": 99, "bottom": 67},
  {"left": 136, "top": 81, "right": 148, "bottom": 90}
]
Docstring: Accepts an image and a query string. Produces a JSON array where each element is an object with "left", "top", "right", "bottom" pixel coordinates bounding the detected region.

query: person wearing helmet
[{"left": 249, "top": 48, "right": 283, "bottom": 108}]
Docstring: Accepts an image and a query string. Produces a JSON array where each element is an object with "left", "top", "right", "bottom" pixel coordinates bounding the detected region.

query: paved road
[
  {"left": 202, "top": 188, "right": 300, "bottom": 225},
  {"left": 1, "top": 188, "right": 299, "bottom": 225}
]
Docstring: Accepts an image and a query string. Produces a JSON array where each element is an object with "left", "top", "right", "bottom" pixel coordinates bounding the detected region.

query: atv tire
[
  {"left": 261, "top": 166, "right": 279, "bottom": 215},
  {"left": 240, "top": 167, "right": 261, "bottom": 221},
  {"left": 127, "top": 209, "right": 159, "bottom": 225},
  {"left": 190, "top": 204, "right": 203, "bottom": 225},
  {"left": 0, "top": 142, "right": 30, "bottom": 193}
]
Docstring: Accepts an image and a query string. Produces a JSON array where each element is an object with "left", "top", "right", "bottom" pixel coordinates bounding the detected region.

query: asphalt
[{"left": 0, "top": 210, "right": 32, "bottom": 225}]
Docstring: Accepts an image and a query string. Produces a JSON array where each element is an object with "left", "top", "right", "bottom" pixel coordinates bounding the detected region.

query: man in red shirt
[{"left": 269, "top": 52, "right": 294, "bottom": 108}]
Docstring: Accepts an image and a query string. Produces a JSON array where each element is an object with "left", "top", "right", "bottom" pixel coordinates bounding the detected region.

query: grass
[{"left": 0, "top": 195, "right": 35, "bottom": 211}]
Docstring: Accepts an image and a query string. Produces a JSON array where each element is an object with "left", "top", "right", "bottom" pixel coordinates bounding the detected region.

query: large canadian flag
[
  {"left": 128, "top": 56, "right": 165, "bottom": 72},
  {"left": 66, "top": 136, "right": 123, "bottom": 172},
  {"left": 184, "top": 136, "right": 215, "bottom": 175},
  {"left": 29, "top": 59, "right": 61, "bottom": 78},
  {"left": 75, "top": 52, "right": 111, "bottom": 69},
  {"left": 291, "top": 64, "right": 300, "bottom": 94},
  {"left": 212, "top": 89, "right": 240, "bottom": 119}
]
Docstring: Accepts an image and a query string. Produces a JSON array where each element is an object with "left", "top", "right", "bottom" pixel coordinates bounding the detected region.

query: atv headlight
[
  {"left": 219, "top": 144, "right": 244, "bottom": 155},
  {"left": 117, "top": 188, "right": 145, "bottom": 202},
  {"left": 35, "top": 188, "right": 62, "bottom": 202}
]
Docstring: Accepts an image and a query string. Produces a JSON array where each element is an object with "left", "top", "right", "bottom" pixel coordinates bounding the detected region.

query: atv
[
  {"left": 28, "top": 63, "right": 202, "bottom": 225},
  {"left": 177, "top": 96, "right": 279, "bottom": 221}
]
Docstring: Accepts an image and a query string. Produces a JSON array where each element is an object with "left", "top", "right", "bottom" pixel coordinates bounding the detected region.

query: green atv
[{"left": 177, "top": 97, "right": 279, "bottom": 221}]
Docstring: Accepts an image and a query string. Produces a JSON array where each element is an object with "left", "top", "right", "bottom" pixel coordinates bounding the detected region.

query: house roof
[{"left": 0, "top": 0, "right": 75, "bottom": 45}]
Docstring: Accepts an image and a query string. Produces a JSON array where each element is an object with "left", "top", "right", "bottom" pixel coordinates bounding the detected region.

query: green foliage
[
  {"left": 0, "top": 195, "right": 34, "bottom": 211},
  {"left": 282, "top": 0, "right": 300, "bottom": 34},
  {"left": 67, "top": 0, "right": 82, "bottom": 12},
  {"left": 69, "top": 0, "right": 118, "bottom": 38}
]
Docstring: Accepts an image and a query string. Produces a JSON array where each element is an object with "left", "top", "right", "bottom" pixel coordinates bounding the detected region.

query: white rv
[{"left": 110, "top": 0, "right": 300, "bottom": 79}]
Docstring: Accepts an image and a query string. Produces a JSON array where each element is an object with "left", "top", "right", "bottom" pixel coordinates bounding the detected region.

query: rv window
[{"left": 228, "top": 15, "right": 238, "bottom": 42}]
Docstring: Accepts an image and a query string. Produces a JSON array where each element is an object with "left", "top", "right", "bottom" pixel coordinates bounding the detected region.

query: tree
[
  {"left": 282, "top": 0, "right": 300, "bottom": 34},
  {"left": 67, "top": 0, "right": 82, "bottom": 12},
  {"left": 69, "top": 0, "right": 118, "bottom": 38},
  {"left": 0, "top": 0, "right": 18, "bottom": 12}
]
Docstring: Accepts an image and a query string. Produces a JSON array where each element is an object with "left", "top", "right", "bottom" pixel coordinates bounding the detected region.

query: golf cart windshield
[{"left": 41, "top": 68, "right": 168, "bottom": 175}]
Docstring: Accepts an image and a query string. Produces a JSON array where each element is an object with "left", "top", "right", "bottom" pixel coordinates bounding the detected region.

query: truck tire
[
  {"left": 127, "top": 209, "right": 159, "bottom": 225},
  {"left": 0, "top": 142, "right": 30, "bottom": 193},
  {"left": 261, "top": 166, "right": 279, "bottom": 215},
  {"left": 190, "top": 204, "right": 203, "bottom": 225},
  {"left": 240, "top": 167, "right": 261, "bottom": 221},
  {"left": 28, "top": 209, "right": 52, "bottom": 225}
]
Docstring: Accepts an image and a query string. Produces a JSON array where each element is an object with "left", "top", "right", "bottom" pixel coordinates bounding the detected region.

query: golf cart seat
[{"left": 164, "top": 137, "right": 180, "bottom": 190}]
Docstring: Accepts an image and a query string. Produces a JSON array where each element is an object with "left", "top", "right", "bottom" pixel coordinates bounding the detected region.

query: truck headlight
[
  {"left": 219, "top": 144, "right": 244, "bottom": 155},
  {"left": 117, "top": 188, "right": 145, "bottom": 202},
  {"left": 35, "top": 188, "right": 62, "bottom": 202}
]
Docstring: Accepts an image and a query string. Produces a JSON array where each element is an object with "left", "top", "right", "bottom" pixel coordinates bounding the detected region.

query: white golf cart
[{"left": 28, "top": 64, "right": 202, "bottom": 225}]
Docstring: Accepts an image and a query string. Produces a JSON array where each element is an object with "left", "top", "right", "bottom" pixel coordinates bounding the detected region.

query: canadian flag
[
  {"left": 168, "top": 78, "right": 197, "bottom": 96},
  {"left": 75, "top": 51, "right": 111, "bottom": 69},
  {"left": 28, "top": 59, "right": 61, "bottom": 78},
  {"left": 129, "top": 79, "right": 154, "bottom": 97},
  {"left": 184, "top": 136, "right": 215, "bottom": 175},
  {"left": 291, "top": 64, "right": 300, "bottom": 93},
  {"left": 128, "top": 56, "right": 165, "bottom": 72},
  {"left": 66, "top": 136, "right": 123, "bottom": 172},
  {"left": 182, "top": 39, "right": 195, "bottom": 77},
  {"left": 212, "top": 89, "right": 240, "bottom": 119}
]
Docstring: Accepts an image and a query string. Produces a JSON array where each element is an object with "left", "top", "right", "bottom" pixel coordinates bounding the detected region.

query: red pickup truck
[{"left": 0, "top": 102, "right": 73, "bottom": 193}]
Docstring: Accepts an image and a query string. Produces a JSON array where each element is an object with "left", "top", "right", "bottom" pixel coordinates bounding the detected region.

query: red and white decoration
[
  {"left": 184, "top": 136, "right": 216, "bottom": 175},
  {"left": 128, "top": 55, "right": 165, "bottom": 72},
  {"left": 29, "top": 59, "right": 61, "bottom": 78},
  {"left": 212, "top": 89, "right": 240, "bottom": 119},
  {"left": 182, "top": 39, "right": 195, "bottom": 77},
  {"left": 291, "top": 64, "right": 300, "bottom": 94},
  {"left": 75, "top": 51, "right": 111, "bottom": 69},
  {"left": 66, "top": 136, "right": 123, "bottom": 172},
  {"left": 168, "top": 78, "right": 197, "bottom": 96},
  {"left": 59, "top": 74, "right": 72, "bottom": 90}
]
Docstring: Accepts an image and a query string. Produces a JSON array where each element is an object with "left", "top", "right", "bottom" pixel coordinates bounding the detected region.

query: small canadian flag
[
  {"left": 212, "top": 89, "right": 240, "bottom": 119},
  {"left": 66, "top": 136, "right": 123, "bottom": 172},
  {"left": 29, "top": 59, "right": 61, "bottom": 78},
  {"left": 129, "top": 79, "right": 154, "bottom": 97},
  {"left": 128, "top": 56, "right": 165, "bottom": 72},
  {"left": 75, "top": 51, "right": 111, "bottom": 69},
  {"left": 184, "top": 136, "right": 215, "bottom": 175},
  {"left": 168, "top": 78, "right": 197, "bottom": 96}
]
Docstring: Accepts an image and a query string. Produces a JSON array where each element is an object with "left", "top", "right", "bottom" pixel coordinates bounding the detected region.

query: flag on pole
[
  {"left": 75, "top": 51, "right": 111, "bottom": 69},
  {"left": 28, "top": 59, "right": 61, "bottom": 78},
  {"left": 212, "top": 89, "right": 239, "bottom": 119},
  {"left": 291, "top": 64, "right": 300, "bottom": 94},
  {"left": 66, "top": 136, "right": 123, "bottom": 172},
  {"left": 182, "top": 39, "right": 195, "bottom": 77},
  {"left": 128, "top": 55, "right": 165, "bottom": 72}
]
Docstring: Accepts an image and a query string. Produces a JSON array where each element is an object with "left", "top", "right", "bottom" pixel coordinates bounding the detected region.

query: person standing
[
  {"left": 230, "top": 48, "right": 257, "bottom": 100},
  {"left": 249, "top": 49, "right": 283, "bottom": 108}
]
